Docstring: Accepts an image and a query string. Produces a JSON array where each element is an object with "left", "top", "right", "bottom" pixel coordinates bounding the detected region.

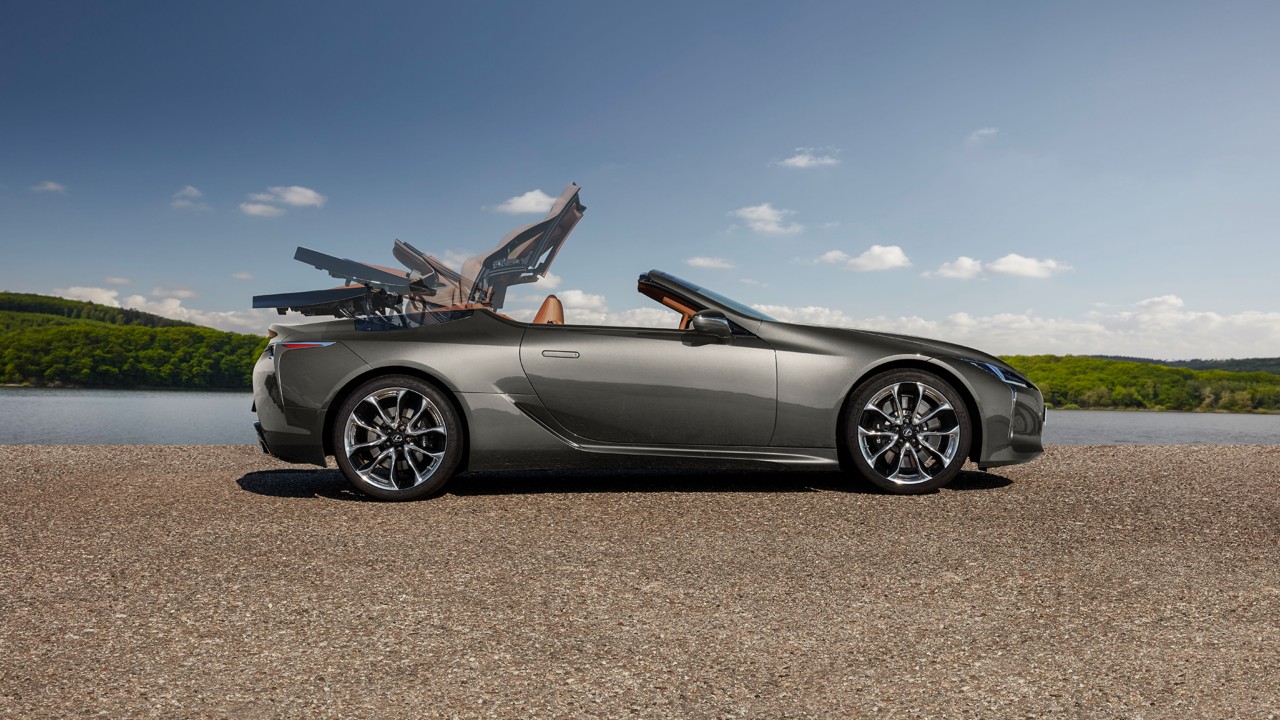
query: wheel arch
[
  {"left": 321, "top": 366, "right": 472, "bottom": 473},
  {"left": 835, "top": 358, "right": 984, "bottom": 469}
]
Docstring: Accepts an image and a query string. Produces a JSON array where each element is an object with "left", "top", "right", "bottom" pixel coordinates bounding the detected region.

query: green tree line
[
  {"left": 1001, "top": 355, "right": 1280, "bottom": 413},
  {"left": 2, "top": 323, "right": 268, "bottom": 389},
  {"left": 1, "top": 293, "right": 265, "bottom": 389},
  {"left": 0, "top": 292, "right": 196, "bottom": 328}
]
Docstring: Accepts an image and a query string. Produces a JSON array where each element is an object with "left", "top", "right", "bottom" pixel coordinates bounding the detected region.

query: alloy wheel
[
  {"left": 343, "top": 387, "right": 449, "bottom": 491},
  {"left": 856, "top": 381, "right": 962, "bottom": 486}
]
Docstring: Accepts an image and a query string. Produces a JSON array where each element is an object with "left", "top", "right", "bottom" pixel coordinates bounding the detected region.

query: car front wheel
[
  {"left": 844, "top": 369, "right": 971, "bottom": 494},
  {"left": 332, "top": 375, "right": 463, "bottom": 501}
]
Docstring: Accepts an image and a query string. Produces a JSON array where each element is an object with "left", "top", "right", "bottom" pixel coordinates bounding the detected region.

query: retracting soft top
[{"left": 253, "top": 183, "right": 585, "bottom": 317}]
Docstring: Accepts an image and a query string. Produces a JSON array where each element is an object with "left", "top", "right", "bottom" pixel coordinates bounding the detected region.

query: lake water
[
  {"left": 0, "top": 387, "right": 1277, "bottom": 446},
  {"left": 0, "top": 387, "right": 257, "bottom": 445}
]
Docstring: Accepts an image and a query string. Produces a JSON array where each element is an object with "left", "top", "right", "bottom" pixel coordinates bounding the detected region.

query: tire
[
  {"left": 843, "top": 369, "right": 971, "bottom": 494},
  {"left": 331, "top": 375, "right": 464, "bottom": 501}
]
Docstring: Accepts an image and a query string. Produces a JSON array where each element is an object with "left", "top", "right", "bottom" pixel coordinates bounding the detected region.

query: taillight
[{"left": 266, "top": 341, "right": 334, "bottom": 359}]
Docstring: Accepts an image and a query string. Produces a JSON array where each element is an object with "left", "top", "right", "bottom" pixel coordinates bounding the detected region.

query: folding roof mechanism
[{"left": 253, "top": 183, "right": 585, "bottom": 317}]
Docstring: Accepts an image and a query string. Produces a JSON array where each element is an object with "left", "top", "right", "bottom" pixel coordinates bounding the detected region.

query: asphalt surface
[{"left": 1, "top": 444, "right": 1277, "bottom": 719}]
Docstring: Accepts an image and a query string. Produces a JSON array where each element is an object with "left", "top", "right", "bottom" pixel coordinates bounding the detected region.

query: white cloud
[
  {"left": 536, "top": 272, "right": 562, "bottom": 290},
  {"left": 249, "top": 185, "right": 327, "bottom": 208},
  {"left": 104, "top": 276, "right": 132, "bottom": 286},
  {"left": 239, "top": 185, "right": 326, "bottom": 216},
  {"left": 733, "top": 203, "right": 803, "bottom": 235},
  {"left": 987, "top": 253, "right": 1070, "bottom": 278},
  {"left": 231, "top": 272, "right": 254, "bottom": 281},
  {"left": 1134, "top": 294, "right": 1183, "bottom": 314},
  {"left": 848, "top": 245, "right": 911, "bottom": 271},
  {"left": 152, "top": 286, "right": 197, "bottom": 299},
  {"left": 777, "top": 148, "right": 840, "bottom": 168},
  {"left": 752, "top": 294, "right": 1280, "bottom": 360},
  {"left": 926, "top": 256, "right": 984, "bottom": 279},
  {"left": 686, "top": 256, "right": 736, "bottom": 269},
  {"left": 31, "top": 180, "right": 66, "bottom": 193},
  {"left": 435, "top": 249, "right": 471, "bottom": 271},
  {"left": 53, "top": 286, "right": 273, "bottom": 333},
  {"left": 495, "top": 189, "right": 555, "bottom": 214},
  {"left": 814, "top": 245, "right": 911, "bottom": 271},
  {"left": 239, "top": 202, "right": 286, "bottom": 217},
  {"left": 171, "top": 185, "right": 211, "bottom": 211},
  {"left": 53, "top": 286, "right": 122, "bottom": 307},
  {"left": 556, "top": 289, "right": 608, "bottom": 312},
  {"left": 755, "top": 304, "right": 860, "bottom": 328},
  {"left": 505, "top": 291, "right": 680, "bottom": 328},
  {"left": 967, "top": 127, "right": 999, "bottom": 145}
]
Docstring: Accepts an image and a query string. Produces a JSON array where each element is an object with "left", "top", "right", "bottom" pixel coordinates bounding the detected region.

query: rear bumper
[
  {"left": 253, "top": 421, "right": 270, "bottom": 454},
  {"left": 252, "top": 348, "right": 332, "bottom": 467}
]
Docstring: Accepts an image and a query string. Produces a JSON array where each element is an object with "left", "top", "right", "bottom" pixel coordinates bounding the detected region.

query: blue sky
[{"left": 3, "top": 1, "right": 1278, "bottom": 358}]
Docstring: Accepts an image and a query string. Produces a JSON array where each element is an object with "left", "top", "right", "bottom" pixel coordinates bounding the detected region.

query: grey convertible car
[{"left": 252, "top": 184, "right": 1044, "bottom": 499}]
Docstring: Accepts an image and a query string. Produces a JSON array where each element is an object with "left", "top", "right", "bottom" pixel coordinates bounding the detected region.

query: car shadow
[
  {"left": 235, "top": 467, "right": 1012, "bottom": 499},
  {"left": 236, "top": 469, "right": 378, "bottom": 502}
]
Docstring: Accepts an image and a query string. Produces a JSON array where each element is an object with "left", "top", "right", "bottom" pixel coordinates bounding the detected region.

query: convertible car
[{"left": 252, "top": 183, "right": 1044, "bottom": 499}]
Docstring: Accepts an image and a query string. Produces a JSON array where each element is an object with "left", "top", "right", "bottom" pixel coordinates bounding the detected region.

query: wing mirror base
[{"left": 690, "top": 311, "right": 733, "bottom": 339}]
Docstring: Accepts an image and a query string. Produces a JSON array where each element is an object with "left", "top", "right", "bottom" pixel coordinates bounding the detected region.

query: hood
[{"left": 848, "top": 329, "right": 1009, "bottom": 366}]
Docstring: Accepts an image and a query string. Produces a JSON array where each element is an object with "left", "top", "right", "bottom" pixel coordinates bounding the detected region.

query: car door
[{"left": 519, "top": 325, "right": 776, "bottom": 446}]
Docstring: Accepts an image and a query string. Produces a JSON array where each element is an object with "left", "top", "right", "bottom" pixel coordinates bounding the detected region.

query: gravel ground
[{"left": 1, "top": 444, "right": 1277, "bottom": 719}]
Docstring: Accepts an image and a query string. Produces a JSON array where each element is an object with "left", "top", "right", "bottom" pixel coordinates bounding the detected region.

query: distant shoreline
[
  {"left": 1, "top": 384, "right": 250, "bottom": 393},
  {"left": 3, "top": 384, "right": 1276, "bottom": 414}
]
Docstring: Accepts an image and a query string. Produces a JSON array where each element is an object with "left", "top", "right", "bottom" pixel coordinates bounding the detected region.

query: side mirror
[{"left": 690, "top": 310, "right": 732, "bottom": 339}]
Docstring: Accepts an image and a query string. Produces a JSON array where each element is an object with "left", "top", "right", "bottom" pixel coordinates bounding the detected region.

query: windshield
[{"left": 653, "top": 272, "right": 775, "bottom": 322}]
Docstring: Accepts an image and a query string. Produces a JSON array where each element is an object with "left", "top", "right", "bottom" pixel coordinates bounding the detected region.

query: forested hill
[
  {"left": 1, "top": 292, "right": 266, "bottom": 389},
  {"left": 1091, "top": 354, "right": 1280, "bottom": 375},
  {"left": 0, "top": 292, "right": 197, "bottom": 328},
  {"left": 1003, "top": 355, "right": 1280, "bottom": 413}
]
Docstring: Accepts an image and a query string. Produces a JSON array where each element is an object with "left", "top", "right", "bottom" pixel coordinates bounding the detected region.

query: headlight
[{"left": 962, "top": 359, "right": 1031, "bottom": 388}]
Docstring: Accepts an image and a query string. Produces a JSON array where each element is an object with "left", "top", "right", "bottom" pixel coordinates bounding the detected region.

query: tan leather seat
[{"left": 533, "top": 294, "right": 564, "bottom": 325}]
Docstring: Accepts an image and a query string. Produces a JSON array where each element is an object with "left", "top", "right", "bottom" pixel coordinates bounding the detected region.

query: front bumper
[{"left": 978, "top": 385, "right": 1046, "bottom": 468}]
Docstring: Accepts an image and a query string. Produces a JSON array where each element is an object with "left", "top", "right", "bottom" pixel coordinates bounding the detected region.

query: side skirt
[{"left": 512, "top": 398, "right": 839, "bottom": 467}]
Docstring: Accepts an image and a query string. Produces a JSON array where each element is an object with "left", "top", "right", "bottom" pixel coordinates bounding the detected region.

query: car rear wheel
[
  {"left": 332, "top": 375, "right": 463, "bottom": 501},
  {"left": 844, "top": 369, "right": 971, "bottom": 494}
]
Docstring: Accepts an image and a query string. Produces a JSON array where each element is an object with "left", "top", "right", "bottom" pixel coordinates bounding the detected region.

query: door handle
[{"left": 541, "top": 350, "right": 579, "bottom": 359}]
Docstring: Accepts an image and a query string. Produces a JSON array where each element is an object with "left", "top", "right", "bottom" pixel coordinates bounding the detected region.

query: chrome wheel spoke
[
  {"left": 858, "top": 427, "right": 897, "bottom": 440},
  {"left": 404, "top": 446, "right": 427, "bottom": 479},
  {"left": 904, "top": 445, "right": 932, "bottom": 478},
  {"left": 361, "top": 396, "right": 396, "bottom": 427},
  {"left": 351, "top": 414, "right": 382, "bottom": 434},
  {"left": 887, "top": 383, "right": 904, "bottom": 422},
  {"left": 392, "top": 390, "right": 406, "bottom": 425},
  {"left": 386, "top": 447, "right": 400, "bottom": 488},
  {"left": 862, "top": 404, "right": 897, "bottom": 425},
  {"left": 917, "top": 441, "right": 948, "bottom": 467},
  {"left": 359, "top": 447, "right": 393, "bottom": 474},
  {"left": 916, "top": 403, "right": 953, "bottom": 425},
  {"left": 912, "top": 383, "right": 928, "bottom": 420},
  {"left": 889, "top": 445, "right": 908, "bottom": 478},
  {"left": 407, "top": 424, "right": 445, "bottom": 437},
  {"left": 405, "top": 398, "right": 429, "bottom": 428},
  {"left": 920, "top": 427, "right": 959, "bottom": 439},
  {"left": 869, "top": 441, "right": 895, "bottom": 463}
]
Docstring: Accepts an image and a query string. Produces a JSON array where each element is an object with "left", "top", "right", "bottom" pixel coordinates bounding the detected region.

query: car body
[{"left": 252, "top": 184, "right": 1044, "bottom": 498}]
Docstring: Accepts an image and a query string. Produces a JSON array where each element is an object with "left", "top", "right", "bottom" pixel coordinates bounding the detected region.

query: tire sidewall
[
  {"left": 844, "top": 369, "right": 971, "bottom": 494},
  {"left": 332, "top": 375, "right": 464, "bottom": 501}
]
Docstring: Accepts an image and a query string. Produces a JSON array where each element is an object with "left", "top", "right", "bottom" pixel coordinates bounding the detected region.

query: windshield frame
[{"left": 641, "top": 270, "right": 775, "bottom": 322}]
